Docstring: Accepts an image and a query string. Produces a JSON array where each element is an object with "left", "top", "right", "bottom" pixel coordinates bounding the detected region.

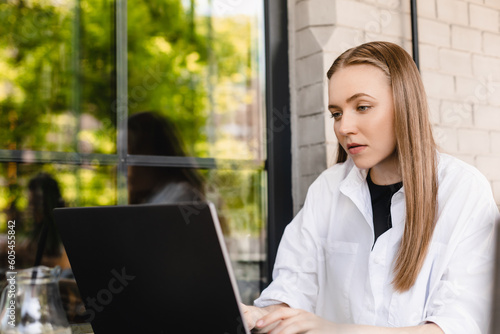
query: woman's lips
[{"left": 347, "top": 145, "right": 366, "bottom": 155}]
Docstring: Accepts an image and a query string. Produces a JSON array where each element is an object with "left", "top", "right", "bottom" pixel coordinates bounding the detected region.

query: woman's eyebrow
[
  {"left": 346, "top": 92, "right": 375, "bottom": 103},
  {"left": 328, "top": 93, "right": 375, "bottom": 110}
]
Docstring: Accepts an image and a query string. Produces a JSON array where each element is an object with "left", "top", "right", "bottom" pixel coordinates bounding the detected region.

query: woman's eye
[
  {"left": 357, "top": 105, "right": 370, "bottom": 112},
  {"left": 330, "top": 112, "right": 342, "bottom": 119}
]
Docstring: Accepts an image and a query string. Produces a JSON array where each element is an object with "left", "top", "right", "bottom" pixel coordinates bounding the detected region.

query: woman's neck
[{"left": 369, "top": 153, "right": 402, "bottom": 185}]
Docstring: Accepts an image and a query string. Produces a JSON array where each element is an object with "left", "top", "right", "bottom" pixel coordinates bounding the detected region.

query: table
[{"left": 70, "top": 323, "right": 93, "bottom": 334}]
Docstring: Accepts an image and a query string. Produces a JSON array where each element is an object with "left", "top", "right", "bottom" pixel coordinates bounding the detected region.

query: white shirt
[{"left": 255, "top": 152, "right": 499, "bottom": 334}]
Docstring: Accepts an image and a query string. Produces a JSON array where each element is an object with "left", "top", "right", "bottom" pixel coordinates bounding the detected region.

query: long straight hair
[{"left": 327, "top": 41, "right": 438, "bottom": 292}]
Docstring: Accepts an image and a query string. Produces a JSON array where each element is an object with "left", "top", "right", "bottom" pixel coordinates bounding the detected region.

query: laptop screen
[{"left": 54, "top": 202, "right": 249, "bottom": 334}]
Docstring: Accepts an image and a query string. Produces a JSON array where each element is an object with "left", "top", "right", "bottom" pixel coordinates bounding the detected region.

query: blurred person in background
[
  {"left": 18, "top": 172, "right": 69, "bottom": 270},
  {"left": 127, "top": 111, "right": 206, "bottom": 205}
]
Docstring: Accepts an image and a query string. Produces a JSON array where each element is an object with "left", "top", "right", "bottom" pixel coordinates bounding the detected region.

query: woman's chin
[{"left": 350, "top": 158, "right": 373, "bottom": 171}]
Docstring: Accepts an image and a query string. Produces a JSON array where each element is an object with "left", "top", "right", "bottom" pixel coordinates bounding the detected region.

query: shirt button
[{"left": 373, "top": 257, "right": 383, "bottom": 265}]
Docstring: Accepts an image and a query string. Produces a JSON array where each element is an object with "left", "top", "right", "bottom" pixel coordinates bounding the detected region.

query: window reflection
[
  {"left": 0, "top": 0, "right": 116, "bottom": 154},
  {"left": 127, "top": 111, "right": 206, "bottom": 204},
  {"left": 124, "top": 163, "right": 266, "bottom": 304},
  {"left": 0, "top": 0, "right": 268, "bottom": 314},
  {"left": 127, "top": 0, "right": 265, "bottom": 160},
  {"left": 203, "top": 168, "right": 267, "bottom": 304},
  {"left": 0, "top": 163, "right": 117, "bottom": 323},
  {"left": 22, "top": 173, "right": 68, "bottom": 269},
  {"left": 0, "top": 163, "right": 117, "bottom": 272}
]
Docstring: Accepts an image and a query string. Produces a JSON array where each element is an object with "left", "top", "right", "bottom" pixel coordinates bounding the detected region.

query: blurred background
[{"left": 0, "top": 0, "right": 271, "bottom": 315}]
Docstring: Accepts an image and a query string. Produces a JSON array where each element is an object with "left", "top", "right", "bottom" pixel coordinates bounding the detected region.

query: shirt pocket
[
  {"left": 324, "top": 241, "right": 359, "bottom": 320},
  {"left": 388, "top": 242, "right": 447, "bottom": 327}
]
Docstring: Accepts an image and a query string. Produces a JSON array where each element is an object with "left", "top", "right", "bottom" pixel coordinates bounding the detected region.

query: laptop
[{"left": 54, "top": 202, "right": 251, "bottom": 334}]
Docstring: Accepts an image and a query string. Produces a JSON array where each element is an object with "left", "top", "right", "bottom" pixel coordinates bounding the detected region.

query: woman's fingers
[
  {"left": 256, "top": 308, "right": 338, "bottom": 334},
  {"left": 271, "top": 311, "right": 320, "bottom": 334},
  {"left": 241, "top": 303, "right": 277, "bottom": 331},
  {"left": 241, "top": 303, "right": 257, "bottom": 329},
  {"left": 255, "top": 307, "right": 302, "bottom": 330}
]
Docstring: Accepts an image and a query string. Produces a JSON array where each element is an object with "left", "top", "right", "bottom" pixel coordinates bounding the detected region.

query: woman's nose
[{"left": 337, "top": 114, "right": 358, "bottom": 136}]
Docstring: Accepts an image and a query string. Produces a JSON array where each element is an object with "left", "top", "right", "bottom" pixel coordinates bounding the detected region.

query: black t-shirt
[{"left": 366, "top": 171, "right": 403, "bottom": 245}]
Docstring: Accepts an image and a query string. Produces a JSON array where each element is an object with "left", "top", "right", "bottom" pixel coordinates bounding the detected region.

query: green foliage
[
  {"left": 0, "top": 0, "right": 266, "bottom": 236},
  {"left": 1, "top": 1, "right": 71, "bottom": 147},
  {"left": 127, "top": 0, "right": 210, "bottom": 155},
  {"left": 205, "top": 169, "right": 265, "bottom": 236}
]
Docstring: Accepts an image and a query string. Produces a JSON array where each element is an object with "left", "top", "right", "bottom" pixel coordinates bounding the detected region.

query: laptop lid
[{"left": 54, "top": 202, "right": 250, "bottom": 334}]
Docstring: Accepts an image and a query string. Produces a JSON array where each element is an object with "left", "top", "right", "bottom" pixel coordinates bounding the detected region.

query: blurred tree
[{"left": 0, "top": 0, "right": 264, "bottom": 236}]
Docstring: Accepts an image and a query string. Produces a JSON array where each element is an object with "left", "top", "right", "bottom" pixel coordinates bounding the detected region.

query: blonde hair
[{"left": 327, "top": 41, "right": 438, "bottom": 292}]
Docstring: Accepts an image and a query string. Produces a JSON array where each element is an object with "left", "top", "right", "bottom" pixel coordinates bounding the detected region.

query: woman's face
[{"left": 328, "top": 64, "right": 399, "bottom": 181}]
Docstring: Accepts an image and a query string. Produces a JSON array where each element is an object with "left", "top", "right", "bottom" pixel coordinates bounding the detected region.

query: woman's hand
[
  {"left": 241, "top": 303, "right": 289, "bottom": 333},
  {"left": 241, "top": 304, "right": 264, "bottom": 330},
  {"left": 254, "top": 307, "right": 340, "bottom": 334},
  {"left": 253, "top": 307, "right": 445, "bottom": 334}
]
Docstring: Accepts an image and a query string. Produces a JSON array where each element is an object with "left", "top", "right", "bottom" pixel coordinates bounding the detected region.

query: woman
[{"left": 243, "top": 41, "right": 499, "bottom": 333}]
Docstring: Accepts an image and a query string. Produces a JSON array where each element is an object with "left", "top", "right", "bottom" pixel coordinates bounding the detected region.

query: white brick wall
[
  {"left": 473, "top": 55, "right": 500, "bottom": 78},
  {"left": 470, "top": 4, "right": 499, "bottom": 32},
  {"left": 477, "top": 156, "right": 500, "bottom": 181},
  {"left": 457, "top": 129, "right": 490, "bottom": 154},
  {"left": 484, "top": 32, "right": 500, "bottom": 56},
  {"left": 452, "top": 26, "right": 482, "bottom": 53},
  {"left": 437, "top": 0, "right": 469, "bottom": 26},
  {"left": 418, "top": 0, "right": 436, "bottom": 18},
  {"left": 290, "top": 0, "right": 500, "bottom": 211},
  {"left": 419, "top": 18, "right": 451, "bottom": 47},
  {"left": 492, "top": 132, "right": 500, "bottom": 155},
  {"left": 440, "top": 100, "right": 473, "bottom": 128},
  {"left": 434, "top": 126, "right": 458, "bottom": 153},
  {"left": 439, "top": 49, "right": 472, "bottom": 76}
]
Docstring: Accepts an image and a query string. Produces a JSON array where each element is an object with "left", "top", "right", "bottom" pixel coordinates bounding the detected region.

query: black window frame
[{"left": 263, "top": 0, "right": 292, "bottom": 286}]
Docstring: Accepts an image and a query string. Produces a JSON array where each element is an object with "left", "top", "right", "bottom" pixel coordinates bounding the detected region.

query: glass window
[
  {"left": 125, "top": 0, "right": 267, "bottom": 304},
  {"left": 125, "top": 166, "right": 267, "bottom": 303},
  {"left": 0, "top": 0, "right": 270, "bottom": 323},
  {"left": 0, "top": 0, "right": 116, "bottom": 154},
  {"left": 0, "top": 162, "right": 116, "bottom": 323},
  {"left": 126, "top": 0, "right": 265, "bottom": 160}
]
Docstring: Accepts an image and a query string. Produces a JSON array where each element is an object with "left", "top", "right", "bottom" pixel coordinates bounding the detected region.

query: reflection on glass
[
  {"left": 0, "top": 162, "right": 117, "bottom": 270},
  {"left": 127, "top": 111, "right": 206, "bottom": 204},
  {"left": 127, "top": 0, "right": 265, "bottom": 160},
  {"left": 0, "top": 162, "right": 116, "bottom": 323},
  {"left": 24, "top": 173, "right": 67, "bottom": 268},
  {"left": 0, "top": 0, "right": 116, "bottom": 154},
  {"left": 1, "top": 0, "right": 269, "bottom": 311},
  {"left": 203, "top": 168, "right": 267, "bottom": 304},
  {"left": 125, "top": 163, "right": 266, "bottom": 304}
]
